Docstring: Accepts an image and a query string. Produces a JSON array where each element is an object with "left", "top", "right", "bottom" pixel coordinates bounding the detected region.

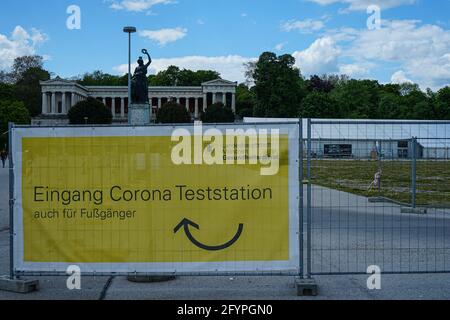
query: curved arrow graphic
[{"left": 174, "top": 218, "right": 244, "bottom": 251}]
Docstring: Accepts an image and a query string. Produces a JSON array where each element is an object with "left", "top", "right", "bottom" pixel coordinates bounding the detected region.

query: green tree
[
  {"left": 77, "top": 71, "right": 127, "bottom": 86},
  {"left": 0, "top": 100, "right": 30, "bottom": 148},
  {"left": 191, "top": 70, "right": 221, "bottom": 85},
  {"left": 379, "top": 83, "right": 401, "bottom": 96},
  {"left": 235, "top": 84, "right": 255, "bottom": 118},
  {"left": 149, "top": 66, "right": 220, "bottom": 86},
  {"left": 15, "top": 67, "right": 50, "bottom": 117},
  {"left": 307, "top": 75, "right": 335, "bottom": 93},
  {"left": 399, "top": 83, "right": 420, "bottom": 96},
  {"left": 299, "top": 91, "right": 338, "bottom": 118},
  {"left": 435, "top": 86, "right": 450, "bottom": 119},
  {"left": 378, "top": 93, "right": 403, "bottom": 119},
  {"left": 67, "top": 97, "right": 112, "bottom": 125},
  {"left": 156, "top": 101, "right": 191, "bottom": 123},
  {"left": 201, "top": 102, "right": 235, "bottom": 123},
  {"left": 150, "top": 66, "right": 180, "bottom": 86},
  {"left": 250, "top": 52, "right": 306, "bottom": 118},
  {"left": 400, "top": 88, "right": 432, "bottom": 119},
  {"left": 331, "top": 79, "right": 380, "bottom": 118},
  {"left": 9, "top": 55, "right": 44, "bottom": 83},
  {"left": 0, "top": 83, "right": 17, "bottom": 101}
]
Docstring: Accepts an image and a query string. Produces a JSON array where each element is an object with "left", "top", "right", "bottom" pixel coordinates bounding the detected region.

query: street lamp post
[{"left": 123, "top": 26, "right": 136, "bottom": 124}]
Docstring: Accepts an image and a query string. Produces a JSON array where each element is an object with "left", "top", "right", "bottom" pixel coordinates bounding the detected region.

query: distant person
[{"left": 0, "top": 150, "right": 7, "bottom": 168}]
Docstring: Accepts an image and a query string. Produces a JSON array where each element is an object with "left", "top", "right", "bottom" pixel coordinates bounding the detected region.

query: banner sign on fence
[{"left": 11, "top": 123, "right": 300, "bottom": 274}]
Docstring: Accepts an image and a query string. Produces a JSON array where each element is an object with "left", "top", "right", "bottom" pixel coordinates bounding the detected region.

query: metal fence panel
[
  {"left": 307, "top": 120, "right": 450, "bottom": 275},
  {"left": 10, "top": 122, "right": 302, "bottom": 277}
]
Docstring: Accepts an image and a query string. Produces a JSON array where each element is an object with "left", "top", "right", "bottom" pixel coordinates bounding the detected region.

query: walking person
[{"left": 0, "top": 149, "right": 7, "bottom": 168}]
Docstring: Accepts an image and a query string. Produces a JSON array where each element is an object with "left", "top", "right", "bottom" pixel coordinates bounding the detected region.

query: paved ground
[
  {"left": 309, "top": 185, "right": 450, "bottom": 274},
  {"left": 1, "top": 165, "right": 450, "bottom": 300}
]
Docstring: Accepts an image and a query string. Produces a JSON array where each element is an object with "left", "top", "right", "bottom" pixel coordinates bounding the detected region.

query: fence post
[
  {"left": 8, "top": 122, "right": 14, "bottom": 280},
  {"left": 306, "top": 119, "right": 312, "bottom": 278},
  {"left": 295, "top": 118, "right": 318, "bottom": 296},
  {"left": 298, "top": 119, "right": 304, "bottom": 279},
  {"left": 378, "top": 139, "right": 382, "bottom": 192},
  {"left": 0, "top": 123, "right": 39, "bottom": 293},
  {"left": 411, "top": 136, "right": 417, "bottom": 209}
]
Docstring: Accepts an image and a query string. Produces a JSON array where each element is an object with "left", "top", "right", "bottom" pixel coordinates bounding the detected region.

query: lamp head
[{"left": 123, "top": 26, "right": 137, "bottom": 33}]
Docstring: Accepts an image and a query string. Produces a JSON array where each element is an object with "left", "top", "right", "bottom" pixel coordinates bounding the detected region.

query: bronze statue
[{"left": 131, "top": 49, "right": 151, "bottom": 104}]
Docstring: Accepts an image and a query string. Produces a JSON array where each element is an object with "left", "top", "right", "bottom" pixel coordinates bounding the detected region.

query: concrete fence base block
[
  {"left": 401, "top": 207, "right": 428, "bottom": 215},
  {"left": 127, "top": 275, "right": 176, "bottom": 283},
  {"left": 295, "top": 278, "right": 318, "bottom": 296},
  {"left": 0, "top": 276, "right": 39, "bottom": 293}
]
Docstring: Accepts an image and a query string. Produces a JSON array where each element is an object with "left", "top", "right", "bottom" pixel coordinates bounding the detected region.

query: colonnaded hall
[{"left": 33, "top": 77, "right": 238, "bottom": 125}]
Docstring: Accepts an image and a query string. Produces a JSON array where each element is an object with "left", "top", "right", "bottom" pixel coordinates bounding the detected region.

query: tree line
[
  {"left": 1, "top": 53, "right": 450, "bottom": 147},
  {"left": 237, "top": 52, "right": 450, "bottom": 120}
]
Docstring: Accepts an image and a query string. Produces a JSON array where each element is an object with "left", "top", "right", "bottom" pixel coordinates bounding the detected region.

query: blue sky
[{"left": 1, "top": 0, "right": 450, "bottom": 89}]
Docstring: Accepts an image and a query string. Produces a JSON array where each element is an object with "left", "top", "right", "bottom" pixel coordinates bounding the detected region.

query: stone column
[
  {"left": 203, "top": 93, "right": 207, "bottom": 112},
  {"left": 158, "top": 98, "right": 162, "bottom": 109},
  {"left": 176, "top": 97, "right": 180, "bottom": 104},
  {"left": 185, "top": 97, "right": 189, "bottom": 111},
  {"left": 195, "top": 98, "right": 199, "bottom": 119},
  {"left": 212, "top": 92, "right": 217, "bottom": 104},
  {"left": 121, "top": 98, "right": 125, "bottom": 118},
  {"left": 102, "top": 97, "right": 106, "bottom": 105},
  {"left": 231, "top": 93, "right": 236, "bottom": 113},
  {"left": 71, "top": 93, "right": 76, "bottom": 107},
  {"left": 222, "top": 92, "right": 227, "bottom": 106},
  {"left": 111, "top": 98, "right": 116, "bottom": 118},
  {"left": 42, "top": 92, "right": 48, "bottom": 114},
  {"left": 51, "top": 92, "right": 56, "bottom": 114},
  {"left": 61, "top": 92, "right": 66, "bottom": 114}
]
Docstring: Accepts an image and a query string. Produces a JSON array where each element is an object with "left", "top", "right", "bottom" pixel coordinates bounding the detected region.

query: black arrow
[{"left": 174, "top": 218, "right": 244, "bottom": 251}]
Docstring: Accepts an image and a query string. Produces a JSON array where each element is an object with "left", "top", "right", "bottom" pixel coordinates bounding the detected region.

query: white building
[
  {"left": 244, "top": 118, "right": 450, "bottom": 160},
  {"left": 34, "top": 77, "right": 237, "bottom": 125}
]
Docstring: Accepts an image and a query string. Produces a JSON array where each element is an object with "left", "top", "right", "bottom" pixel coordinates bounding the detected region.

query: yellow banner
[{"left": 21, "top": 135, "right": 290, "bottom": 264}]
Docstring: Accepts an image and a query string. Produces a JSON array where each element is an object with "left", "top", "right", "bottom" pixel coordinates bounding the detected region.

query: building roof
[{"left": 243, "top": 118, "right": 450, "bottom": 148}]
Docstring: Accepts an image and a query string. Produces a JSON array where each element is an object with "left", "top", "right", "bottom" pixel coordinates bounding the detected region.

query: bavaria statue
[{"left": 131, "top": 49, "right": 151, "bottom": 104}]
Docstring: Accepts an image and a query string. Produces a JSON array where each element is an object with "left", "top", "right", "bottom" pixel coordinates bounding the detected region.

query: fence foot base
[
  {"left": 401, "top": 207, "right": 428, "bottom": 215},
  {"left": 127, "top": 275, "right": 176, "bottom": 283},
  {"left": 295, "top": 278, "right": 318, "bottom": 296},
  {"left": 0, "top": 276, "right": 39, "bottom": 293}
]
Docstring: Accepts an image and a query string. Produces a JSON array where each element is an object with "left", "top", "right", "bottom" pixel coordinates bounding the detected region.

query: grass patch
[{"left": 304, "top": 160, "right": 450, "bottom": 207}]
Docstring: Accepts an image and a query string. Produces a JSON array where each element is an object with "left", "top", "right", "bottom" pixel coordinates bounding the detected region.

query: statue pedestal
[{"left": 129, "top": 103, "right": 151, "bottom": 125}]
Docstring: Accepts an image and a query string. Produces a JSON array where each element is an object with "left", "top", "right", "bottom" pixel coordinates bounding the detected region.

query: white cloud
[
  {"left": 115, "top": 17, "right": 450, "bottom": 90},
  {"left": 288, "top": 19, "right": 450, "bottom": 89},
  {"left": 391, "top": 70, "right": 413, "bottom": 84},
  {"left": 307, "top": 0, "right": 415, "bottom": 11},
  {"left": 0, "top": 26, "right": 48, "bottom": 70},
  {"left": 282, "top": 19, "right": 326, "bottom": 33},
  {"left": 139, "top": 27, "right": 187, "bottom": 46},
  {"left": 275, "top": 42, "right": 287, "bottom": 51},
  {"left": 338, "top": 63, "right": 369, "bottom": 77},
  {"left": 108, "top": 0, "right": 175, "bottom": 12},
  {"left": 113, "top": 55, "right": 255, "bottom": 83},
  {"left": 292, "top": 37, "right": 341, "bottom": 75},
  {"left": 340, "top": 20, "right": 450, "bottom": 89}
]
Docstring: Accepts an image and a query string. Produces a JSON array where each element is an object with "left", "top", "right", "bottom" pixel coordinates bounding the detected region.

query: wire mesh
[
  {"left": 9, "top": 122, "right": 302, "bottom": 278},
  {"left": 306, "top": 120, "right": 450, "bottom": 275}
]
